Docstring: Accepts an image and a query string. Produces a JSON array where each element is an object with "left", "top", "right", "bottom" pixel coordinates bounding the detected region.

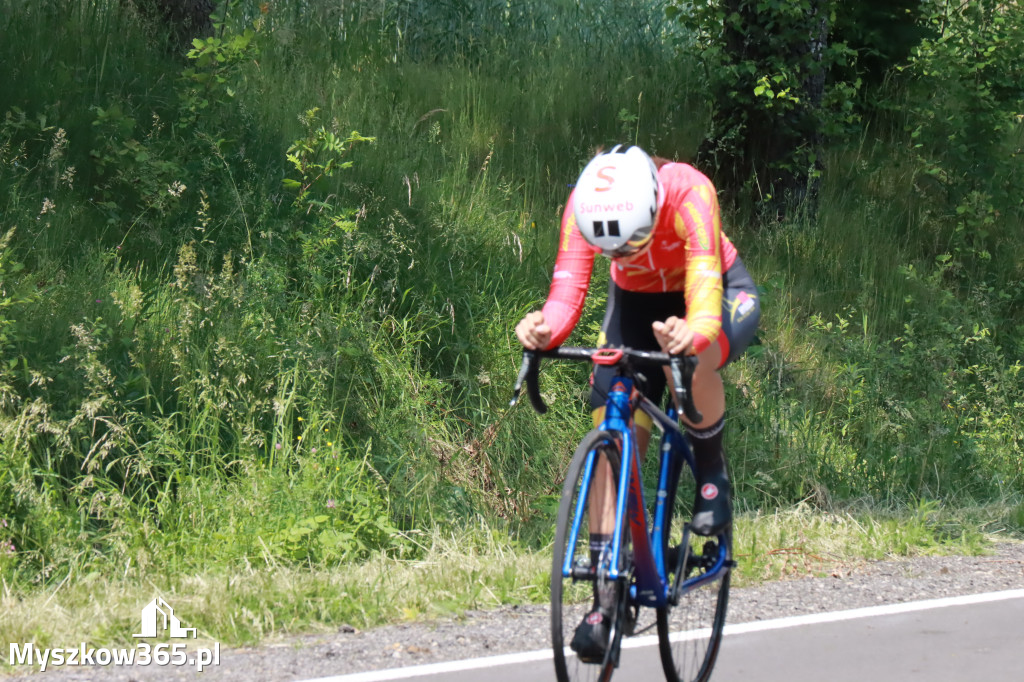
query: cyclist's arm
[
  {"left": 540, "top": 190, "right": 598, "bottom": 349},
  {"left": 678, "top": 178, "right": 725, "bottom": 354}
]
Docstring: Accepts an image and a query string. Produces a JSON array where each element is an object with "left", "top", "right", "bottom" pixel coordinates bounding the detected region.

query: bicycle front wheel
[
  {"left": 656, "top": 529, "right": 731, "bottom": 682},
  {"left": 551, "top": 430, "right": 628, "bottom": 682}
]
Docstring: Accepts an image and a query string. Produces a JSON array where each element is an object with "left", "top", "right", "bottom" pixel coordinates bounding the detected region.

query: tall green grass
[
  {"left": 0, "top": 0, "right": 701, "bottom": 584},
  {"left": 730, "top": 124, "right": 1024, "bottom": 507}
]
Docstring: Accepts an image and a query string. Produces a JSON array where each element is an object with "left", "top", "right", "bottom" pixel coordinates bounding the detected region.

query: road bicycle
[{"left": 512, "top": 346, "right": 733, "bottom": 682}]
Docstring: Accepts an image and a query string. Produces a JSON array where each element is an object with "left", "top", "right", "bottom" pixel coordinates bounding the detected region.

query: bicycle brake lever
[
  {"left": 670, "top": 355, "right": 703, "bottom": 424},
  {"left": 510, "top": 352, "right": 532, "bottom": 407},
  {"left": 510, "top": 350, "right": 548, "bottom": 414}
]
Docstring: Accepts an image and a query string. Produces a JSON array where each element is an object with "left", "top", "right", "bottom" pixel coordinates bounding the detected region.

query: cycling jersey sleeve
[
  {"left": 677, "top": 178, "right": 724, "bottom": 354},
  {"left": 540, "top": 191, "right": 597, "bottom": 349}
]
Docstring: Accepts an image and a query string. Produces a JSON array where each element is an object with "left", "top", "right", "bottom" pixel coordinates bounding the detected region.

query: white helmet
[{"left": 573, "top": 145, "right": 661, "bottom": 257}]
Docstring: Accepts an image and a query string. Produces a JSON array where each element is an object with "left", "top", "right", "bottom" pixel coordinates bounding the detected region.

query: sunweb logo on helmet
[
  {"left": 576, "top": 200, "right": 636, "bottom": 215},
  {"left": 593, "top": 166, "right": 616, "bottom": 192}
]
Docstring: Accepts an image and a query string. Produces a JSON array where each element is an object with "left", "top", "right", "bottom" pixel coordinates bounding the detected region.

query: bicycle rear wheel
[
  {"left": 551, "top": 430, "right": 629, "bottom": 682},
  {"left": 656, "top": 528, "right": 731, "bottom": 682}
]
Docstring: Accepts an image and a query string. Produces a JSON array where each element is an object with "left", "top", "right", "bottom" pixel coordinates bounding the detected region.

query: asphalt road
[
  {"left": 302, "top": 590, "right": 1024, "bottom": 682},
  {"left": 21, "top": 544, "right": 1024, "bottom": 681}
]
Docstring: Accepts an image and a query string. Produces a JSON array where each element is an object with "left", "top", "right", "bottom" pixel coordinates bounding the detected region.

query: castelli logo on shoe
[
  {"left": 701, "top": 483, "right": 719, "bottom": 500},
  {"left": 586, "top": 612, "right": 603, "bottom": 625}
]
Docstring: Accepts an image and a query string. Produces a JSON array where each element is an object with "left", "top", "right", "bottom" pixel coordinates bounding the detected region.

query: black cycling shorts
[{"left": 589, "top": 256, "right": 761, "bottom": 410}]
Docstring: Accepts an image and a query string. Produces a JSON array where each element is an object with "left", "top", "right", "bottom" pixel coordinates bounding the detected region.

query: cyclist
[{"left": 515, "top": 145, "right": 760, "bottom": 661}]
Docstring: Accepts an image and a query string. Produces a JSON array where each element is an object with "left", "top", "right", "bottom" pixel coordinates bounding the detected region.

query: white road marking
[
  {"left": 296, "top": 648, "right": 553, "bottom": 682},
  {"left": 296, "top": 589, "right": 1024, "bottom": 682}
]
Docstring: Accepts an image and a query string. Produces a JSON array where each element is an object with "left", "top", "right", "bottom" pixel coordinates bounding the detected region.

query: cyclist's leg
[
  {"left": 575, "top": 284, "right": 673, "bottom": 653},
  {"left": 588, "top": 281, "right": 670, "bottom": 521},
  {"left": 586, "top": 284, "right": 626, "bottom": 542},
  {"left": 590, "top": 282, "right": 692, "bottom": 490},
  {"left": 590, "top": 280, "right": 675, "bottom": 432},
  {"left": 589, "top": 280, "right": 675, "bottom": 492},
  {"left": 688, "top": 343, "right": 725, "bottom": 426},
  {"left": 682, "top": 256, "right": 761, "bottom": 535},
  {"left": 717, "top": 255, "right": 761, "bottom": 368},
  {"left": 576, "top": 284, "right": 629, "bottom": 654}
]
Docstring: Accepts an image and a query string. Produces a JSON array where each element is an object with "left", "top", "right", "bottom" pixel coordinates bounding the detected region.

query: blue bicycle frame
[{"left": 561, "top": 375, "right": 729, "bottom": 609}]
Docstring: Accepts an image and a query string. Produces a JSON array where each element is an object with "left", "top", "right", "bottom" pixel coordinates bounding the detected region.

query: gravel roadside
[{"left": 14, "top": 541, "right": 1024, "bottom": 682}]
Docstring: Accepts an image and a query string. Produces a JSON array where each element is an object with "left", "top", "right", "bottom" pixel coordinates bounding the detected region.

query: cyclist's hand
[
  {"left": 515, "top": 311, "right": 552, "bottom": 350},
  {"left": 652, "top": 316, "right": 695, "bottom": 355}
]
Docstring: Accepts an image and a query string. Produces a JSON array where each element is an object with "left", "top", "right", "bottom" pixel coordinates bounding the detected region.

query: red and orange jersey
[{"left": 540, "top": 162, "right": 738, "bottom": 353}]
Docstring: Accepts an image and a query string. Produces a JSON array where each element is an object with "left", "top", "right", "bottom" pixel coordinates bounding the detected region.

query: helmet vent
[{"left": 592, "top": 220, "right": 622, "bottom": 238}]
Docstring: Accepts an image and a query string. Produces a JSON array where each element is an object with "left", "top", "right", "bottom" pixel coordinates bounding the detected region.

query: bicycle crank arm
[{"left": 569, "top": 566, "right": 596, "bottom": 580}]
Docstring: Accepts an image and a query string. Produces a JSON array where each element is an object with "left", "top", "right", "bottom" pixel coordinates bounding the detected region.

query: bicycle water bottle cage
[{"left": 591, "top": 348, "right": 624, "bottom": 365}]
